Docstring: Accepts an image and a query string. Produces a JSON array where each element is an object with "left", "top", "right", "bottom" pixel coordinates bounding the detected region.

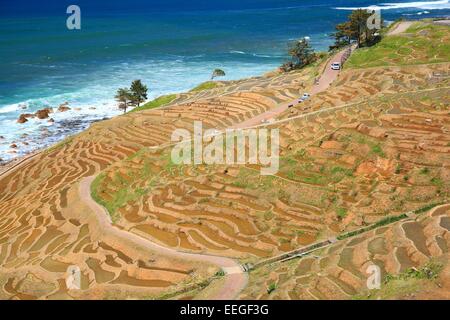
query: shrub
[
  {"left": 336, "top": 207, "right": 348, "bottom": 219},
  {"left": 215, "top": 270, "right": 226, "bottom": 277},
  {"left": 384, "top": 262, "right": 443, "bottom": 284},
  {"left": 371, "top": 144, "right": 385, "bottom": 157},
  {"left": 267, "top": 282, "right": 277, "bottom": 294},
  {"left": 420, "top": 167, "right": 430, "bottom": 174}
]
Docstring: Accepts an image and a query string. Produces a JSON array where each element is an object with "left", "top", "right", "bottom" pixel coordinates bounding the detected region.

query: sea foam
[{"left": 335, "top": 0, "right": 450, "bottom": 11}]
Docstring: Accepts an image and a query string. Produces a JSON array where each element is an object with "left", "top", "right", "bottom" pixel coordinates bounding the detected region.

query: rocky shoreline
[
  {"left": 0, "top": 102, "right": 109, "bottom": 169},
  {"left": 0, "top": 149, "right": 41, "bottom": 176},
  {"left": 15, "top": 102, "right": 89, "bottom": 124}
]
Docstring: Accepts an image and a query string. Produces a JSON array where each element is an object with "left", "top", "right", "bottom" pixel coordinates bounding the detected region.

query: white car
[
  {"left": 331, "top": 62, "right": 341, "bottom": 70},
  {"left": 300, "top": 93, "right": 310, "bottom": 102}
]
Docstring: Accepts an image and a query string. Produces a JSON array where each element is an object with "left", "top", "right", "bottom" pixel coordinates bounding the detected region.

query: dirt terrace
[
  {"left": 240, "top": 205, "right": 450, "bottom": 300},
  {"left": 281, "top": 63, "right": 450, "bottom": 120},
  {"left": 0, "top": 25, "right": 449, "bottom": 299},
  {"left": 0, "top": 64, "right": 320, "bottom": 299},
  {"left": 92, "top": 83, "right": 450, "bottom": 265}
]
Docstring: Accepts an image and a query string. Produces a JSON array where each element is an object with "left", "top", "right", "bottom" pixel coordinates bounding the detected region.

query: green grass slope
[{"left": 346, "top": 21, "right": 450, "bottom": 69}]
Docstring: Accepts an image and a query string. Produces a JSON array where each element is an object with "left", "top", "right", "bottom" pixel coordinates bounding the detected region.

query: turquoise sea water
[{"left": 0, "top": 0, "right": 449, "bottom": 161}]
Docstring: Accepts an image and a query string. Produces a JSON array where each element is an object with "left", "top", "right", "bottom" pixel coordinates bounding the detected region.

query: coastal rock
[
  {"left": 35, "top": 108, "right": 53, "bottom": 119},
  {"left": 10, "top": 144, "right": 18, "bottom": 149},
  {"left": 17, "top": 114, "right": 29, "bottom": 124},
  {"left": 35, "top": 110, "right": 49, "bottom": 119},
  {"left": 74, "top": 107, "right": 82, "bottom": 111},
  {"left": 89, "top": 107, "right": 96, "bottom": 110},
  {"left": 48, "top": 118, "right": 55, "bottom": 123},
  {"left": 58, "top": 103, "right": 71, "bottom": 112},
  {"left": 0, "top": 136, "right": 4, "bottom": 139}
]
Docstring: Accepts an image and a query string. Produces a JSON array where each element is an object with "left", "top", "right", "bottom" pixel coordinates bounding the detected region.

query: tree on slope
[
  {"left": 211, "top": 69, "right": 226, "bottom": 80},
  {"left": 130, "top": 79, "right": 148, "bottom": 107},
  {"left": 288, "top": 38, "right": 316, "bottom": 68},
  {"left": 348, "top": 9, "right": 373, "bottom": 47},
  {"left": 330, "top": 9, "right": 382, "bottom": 50},
  {"left": 115, "top": 88, "right": 132, "bottom": 114},
  {"left": 330, "top": 21, "right": 353, "bottom": 50}
]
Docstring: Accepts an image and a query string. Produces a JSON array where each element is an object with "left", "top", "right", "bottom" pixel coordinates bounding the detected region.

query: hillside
[{"left": 0, "top": 20, "right": 448, "bottom": 300}]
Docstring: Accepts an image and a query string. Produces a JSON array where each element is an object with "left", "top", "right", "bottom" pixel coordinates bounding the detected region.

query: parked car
[{"left": 331, "top": 62, "right": 341, "bottom": 70}]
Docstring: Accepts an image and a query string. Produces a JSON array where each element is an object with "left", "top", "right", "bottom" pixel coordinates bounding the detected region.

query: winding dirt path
[{"left": 78, "top": 176, "right": 247, "bottom": 300}]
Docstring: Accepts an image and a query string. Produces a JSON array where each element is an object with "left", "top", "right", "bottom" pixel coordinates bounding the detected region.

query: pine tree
[
  {"left": 288, "top": 38, "right": 315, "bottom": 69},
  {"left": 115, "top": 88, "right": 132, "bottom": 114},
  {"left": 211, "top": 69, "right": 226, "bottom": 80},
  {"left": 130, "top": 79, "right": 148, "bottom": 107},
  {"left": 330, "top": 9, "right": 382, "bottom": 50}
]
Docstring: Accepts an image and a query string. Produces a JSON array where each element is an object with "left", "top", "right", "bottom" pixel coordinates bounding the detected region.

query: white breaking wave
[
  {"left": 0, "top": 58, "right": 282, "bottom": 163},
  {"left": 335, "top": 0, "right": 450, "bottom": 11},
  {"left": 0, "top": 104, "right": 21, "bottom": 114},
  {"left": 229, "top": 50, "right": 247, "bottom": 55},
  {"left": 229, "top": 51, "right": 281, "bottom": 59}
]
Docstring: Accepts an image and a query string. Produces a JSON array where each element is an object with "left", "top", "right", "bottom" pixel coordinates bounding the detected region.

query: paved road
[
  {"left": 232, "top": 48, "right": 350, "bottom": 129},
  {"left": 433, "top": 19, "right": 450, "bottom": 26},
  {"left": 79, "top": 176, "right": 248, "bottom": 300},
  {"left": 388, "top": 21, "right": 414, "bottom": 35}
]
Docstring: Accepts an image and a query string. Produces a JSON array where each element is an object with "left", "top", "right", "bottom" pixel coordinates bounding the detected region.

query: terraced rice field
[
  {"left": 273, "top": 87, "right": 450, "bottom": 225},
  {"left": 239, "top": 205, "right": 450, "bottom": 300},
  {"left": 93, "top": 151, "right": 327, "bottom": 259},
  {"left": 0, "top": 140, "right": 216, "bottom": 299},
  {"left": 92, "top": 71, "right": 450, "bottom": 264},
  {"left": 281, "top": 63, "right": 450, "bottom": 118},
  {"left": 0, "top": 63, "right": 321, "bottom": 299},
  {"left": 0, "top": 21, "right": 448, "bottom": 299}
]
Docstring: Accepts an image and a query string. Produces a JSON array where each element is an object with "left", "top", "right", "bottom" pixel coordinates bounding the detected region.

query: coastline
[
  {"left": 1, "top": 12, "right": 449, "bottom": 301},
  {"left": 0, "top": 70, "right": 275, "bottom": 174},
  {"left": 0, "top": 61, "right": 283, "bottom": 164},
  {"left": 0, "top": 58, "right": 287, "bottom": 168},
  {"left": 0, "top": 149, "right": 41, "bottom": 177},
  {"left": 2, "top": 9, "right": 448, "bottom": 170},
  {"left": 2, "top": 15, "right": 447, "bottom": 174},
  {"left": 0, "top": 116, "right": 112, "bottom": 174}
]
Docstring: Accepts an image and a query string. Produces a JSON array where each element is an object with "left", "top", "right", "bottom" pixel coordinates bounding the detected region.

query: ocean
[{"left": 1, "top": 0, "right": 449, "bottom": 162}]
